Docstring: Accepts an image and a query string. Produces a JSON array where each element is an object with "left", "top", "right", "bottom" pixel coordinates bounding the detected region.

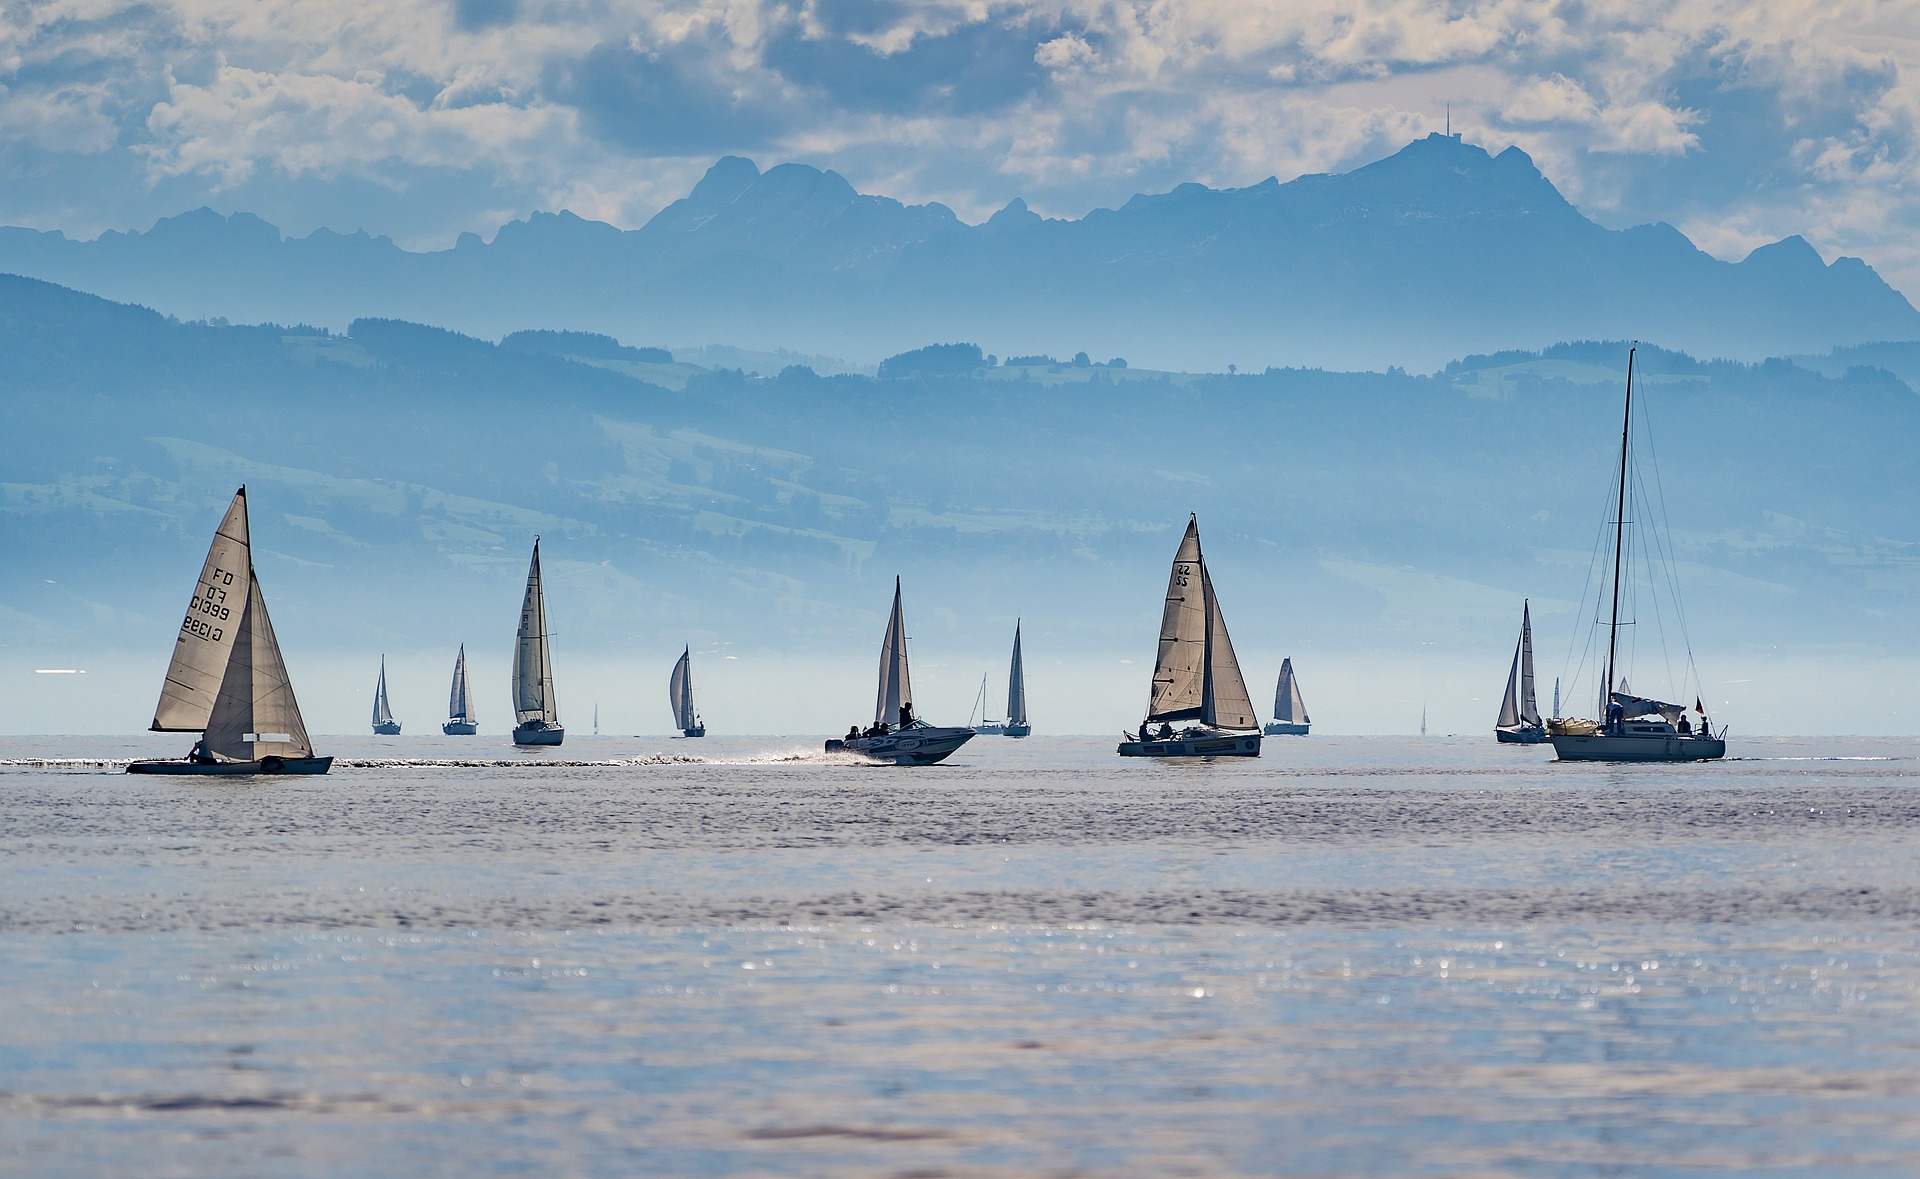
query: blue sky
[{"left": 5, "top": 0, "right": 1920, "bottom": 294}]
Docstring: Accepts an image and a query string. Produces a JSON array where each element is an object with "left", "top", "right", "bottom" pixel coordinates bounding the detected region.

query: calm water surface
[{"left": 3, "top": 734, "right": 1919, "bottom": 1176}]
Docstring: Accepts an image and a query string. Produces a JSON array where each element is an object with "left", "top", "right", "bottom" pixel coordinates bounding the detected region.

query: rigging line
[
  {"left": 1632, "top": 455, "right": 1678, "bottom": 698},
  {"left": 1636, "top": 371, "right": 1701, "bottom": 680},
  {"left": 1560, "top": 412, "right": 1625, "bottom": 711}
]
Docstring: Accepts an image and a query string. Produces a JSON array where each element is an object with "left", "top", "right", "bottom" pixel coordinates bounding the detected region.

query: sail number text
[
  {"left": 181, "top": 566, "right": 237, "bottom": 642},
  {"left": 1173, "top": 563, "right": 1192, "bottom": 587}
]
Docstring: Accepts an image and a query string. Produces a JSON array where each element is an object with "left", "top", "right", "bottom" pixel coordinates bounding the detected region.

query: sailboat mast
[{"left": 1603, "top": 346, "right": 1635, "bottom": 714}]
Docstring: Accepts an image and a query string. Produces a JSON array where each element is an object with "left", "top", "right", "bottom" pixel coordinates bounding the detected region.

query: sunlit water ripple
[{"left": 3, "top": 733, "right": 1918, "bottom": 1176}]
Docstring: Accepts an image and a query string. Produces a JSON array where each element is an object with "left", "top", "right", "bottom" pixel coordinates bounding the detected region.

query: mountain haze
[{"left": 0, "top": 136, "right": 1911, "bottom": 371}]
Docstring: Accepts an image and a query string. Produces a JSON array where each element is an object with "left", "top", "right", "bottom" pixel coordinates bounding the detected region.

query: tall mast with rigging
[{"left": 1603, "top": 346, "right": 1635, "bottom": 713}]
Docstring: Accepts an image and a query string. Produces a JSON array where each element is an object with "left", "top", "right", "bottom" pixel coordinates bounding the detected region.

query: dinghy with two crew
[
  {"left": 1119, "top": 516, "right": 1261, "bottom": 758},
  {"left": 128, "top": 488, "right": 331, "bottom": 776},
  {"left": 825, "top": 578, "right": 975, "bottom": 765},
  {"left": 511, "top": 538, "right": 564, "bottom": 746},
  {"left": 669, "top": 646, "right": 706, "bottom": 737},
  {"left": 443, "top": 644, "right": 478, "bottom": 734}
]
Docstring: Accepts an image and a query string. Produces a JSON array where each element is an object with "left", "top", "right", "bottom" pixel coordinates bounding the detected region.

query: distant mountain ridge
[{"left": 0, "top": 134, "right": 1912, "bottom": 369}]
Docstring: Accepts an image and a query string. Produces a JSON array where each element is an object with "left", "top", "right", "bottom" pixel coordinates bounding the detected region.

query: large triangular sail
[
  {"left": 201, "top": 571, "right": 314, "bottom": 760},
  {"left": 1147, "top": 520, "right": 1209, "bottom": 721},
  {"left": 1273, "top": 658, "right": 1309, "bottom": 724},
  {"left": 1518, "top": 601, "right": 1540, "bottom": 724},
  {"left": 1199, "top": 563, "right": 1258, "bottom": 730},
  {"left": 1006, "top": 621, "right": 1027, "bottom": 727},
  {"left": 448, "top": 645, "right": 473, "bottom": 722},
  {"left": 372, "top": 657, "right": 394, "bottom": 727},
  {"left": 512, "top": 540, "right": 558, "bottom": 725},
  {"left": 874, "top": 577, "right": 913, "bottom": 725},
  {"left": 151, "top": 488, "right": 252, "bottom": 732},
  {"left": 670, "top": 647, "right": 696, "bottom": 731}
]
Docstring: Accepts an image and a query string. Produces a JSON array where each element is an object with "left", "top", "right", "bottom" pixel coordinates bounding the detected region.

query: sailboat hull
[
  {"left": 1118, "top": 732, "right": 1261, "bottom": 758},
  {"left": 680, "top": 725, "right": 706, "bottom": 738},
  {"left": 1001, "top": 724, "right": 1031, "bottom": 738},
  {"left": 1496, "top": 724, "right": 1549, "bottom": 744},
  {"left": 372, "top": 722, "right": 401, "bottom": 736},
  {"left": 1263, "top": 722, "right": 1309, "bottom": 736},
  {"left": 442, "top": 721, "right": 478, "bottom": 735},
  {"left": 826, "top": 726, "right": 974, "bottom": 765},
  {"left": 1550, "top": 733, "right": 1726, "bottom": 762},
  {"left": 127, "top": 756, "right": 333, "bottom": 776},
  {"left": 512, "top": 722, "right": 564, "bottom": 747}
]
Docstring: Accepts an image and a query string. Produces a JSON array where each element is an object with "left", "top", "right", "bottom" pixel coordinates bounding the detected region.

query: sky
[{"left": 5, "top": 1, "right": 1920, "bottom": 294}]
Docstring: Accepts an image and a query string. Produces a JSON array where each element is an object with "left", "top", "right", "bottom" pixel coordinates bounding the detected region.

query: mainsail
[
  {"left": 875, "top": 577, "right": 913, "bottom": 725},
  {"left": 1273, "top": 658, "right": 1310, "bottom": 724},
  {"left": 1497, "top": 601, "right": 1543, "bottom": 728},
  {"left": 512, "top": 539, "right": 559, "bottom": 725},
  {"left": 1007, "top": 621, "right": 1028, "bottom": 727},
  {"left": 151, "top": 488, "right": 252, "bottom": 732},
  {"left": 1147, "top": 517, "right": 1258, "bottom": 730},
  {"left": 372, "top": 657, "right": 395, "bottom": 728},
  {"left": 201, "top": 570, "right": 314, "bottom": 760},
  {"left": 448, "top": 644, "right": 473, "bottom": 722},
  {"left": 670, "top": 647, "right": 697, "bottom": 731}
]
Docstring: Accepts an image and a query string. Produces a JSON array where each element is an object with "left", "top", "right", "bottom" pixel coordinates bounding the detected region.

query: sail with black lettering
[{"left": 151, "top": 489, "right": 251, "bottom": 732}]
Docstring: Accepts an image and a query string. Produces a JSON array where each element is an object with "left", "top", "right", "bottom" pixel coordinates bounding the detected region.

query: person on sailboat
[
  {"left": 188, "top": 738, "right": 213, "bottom": 764},
  {"left": 1606, "top": 699, "right": 1625, "bottom": 734},
  {"left": 900, "top": 703, "right": 914, "bottom": 728},
  {"left": 1156, "top": 721, "right": 1174, "bottom": 740},
  {"left": 1677, "top": 714, "right": 1692, "bottom": 735}
]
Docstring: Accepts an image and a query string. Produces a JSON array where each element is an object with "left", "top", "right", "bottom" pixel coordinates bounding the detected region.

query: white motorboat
[{"left": 825, "top": 578, "right": 975, "bottom": 765}]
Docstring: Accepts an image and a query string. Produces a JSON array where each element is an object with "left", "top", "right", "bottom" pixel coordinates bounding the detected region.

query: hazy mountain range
[
  {"left": 4, "top": 273, "right": 1918, "bottom": 736},
  {"left": 0, "top": 134, "right": 1914, "bottom": 372}
]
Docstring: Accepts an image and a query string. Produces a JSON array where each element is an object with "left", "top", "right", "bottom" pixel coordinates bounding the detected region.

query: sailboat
[
  {"left": 1003, "top": 620, "right": 1031, "bottom": 737},
  {"left": 1118, "top": 515, "right": 1261, "bottom": 757},
  {"left": 127, "top": 487, "right": 331, "bottom": 775},
  {"left": 1264, "top": 658, "right": 1310, "bottom": 735},
  {"left": 371, "top": 656, "right": 401, "bottom": 735},
  {"left": 443, "top": 644, "right": 477, "bottom": 734},
  {"left": 1494, "top": 601, "right": 1547, "bottom": 743},
  {"left": 1549, "top": 347, "right": 1726, "bottom": 762},
  {"left": 510, "top": 538, "right": 564, "bottom": 746},
  {"left": 669, "top": 646, "right": 706, "bottom": 737},
  {"left": 824, "top": 577, "right": 975, "bottom": 765}
]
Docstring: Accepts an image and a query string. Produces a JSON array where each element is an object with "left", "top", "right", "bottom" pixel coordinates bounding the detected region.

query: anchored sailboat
[
  {"left": 128, "top": 487, "right": 331, "bottom": 776},
  {"left": 1118, "top": 515, "right": 1261, "bottom": 757},
  {"left": 371, "top": 656, "right": 401, "bottom": 735},
  {"left": 1548, "top": 347, "right": 1726, "bottom": 762},
  {"left": 443, "top": 644, "right": 477, "bottom": 734},
  {"left": 1494, "top": 602, "right": 1546, "bottom": 744},
  {"left": 511, "top": 538, "right": 564, "bottom": 746},
  {"left": 824, "top": 577, "right": 975, "bottom": 765},
  {"left": 669, "top": 646, "right": 706, "bottom": 737},
  {"left": 1264, "top": 658, "right": 1310, "bottom": 735}
]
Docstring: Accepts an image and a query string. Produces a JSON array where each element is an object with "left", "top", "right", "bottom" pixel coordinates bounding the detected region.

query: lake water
[{"left": 3, "top": 733, "right": 1919, "bottom": 1176}]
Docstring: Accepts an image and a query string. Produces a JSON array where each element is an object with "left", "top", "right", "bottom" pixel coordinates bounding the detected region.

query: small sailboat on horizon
[
  {"left": 128, "top": 487, "right": 331, "bottom": 776},
  {"left": 969, "top": 621, "right": 1032, "bottom": 737},
  {"left": 1119, "top": 515, "right": 1261, "bottom": 758},
  {"left": 443, "top": 644, "right": 477, "bottom": 734},
  {"left": 825, "top": 577, "right": 975, "bottom": 765},
  {"left": 1494, "top": 601, "right": 1547, "bottom": 744},
  {"left": 371, "top": 655, "right": 401, "bottom": 735},
  {"left": 511, "top": 538, "right": 564, "bottom": 746},
  {"left": 1264, "top": 658, "right": 1310, "bottom": 735},
  {"left": 669, "top": 646, "right": 706, "bottom": 737}
]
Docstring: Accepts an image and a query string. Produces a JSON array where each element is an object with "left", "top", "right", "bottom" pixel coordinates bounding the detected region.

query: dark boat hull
[
  {"left": 442, "top": 721, "right": 478, "bottom": 735},
  {"left": 372, "top": 722, "right": 401, "bottom": 735},
  {"left": 513, "top": 722, "right": 564, "bottom": 746},
  {"left": 1496, "top": 725, "right": 1549, "bottom": 744},
  {"left": 1263, "top": 722, "right": 1309, "bottom": 736},
  {"left": 127, "top": 756, "right": 333, "bottom": 776},
  {"left": 1118, "top": 732, "right": 1261, "bottom": 758},
  {"left": 680, "top": 725, "right": 706, "bottom": 738},
  {"left": 1001, "top": 724, "right": 1031, "bottom": 738},
  {"left": 1551, "top": 733, "right": 1726, "bottom": 762}
]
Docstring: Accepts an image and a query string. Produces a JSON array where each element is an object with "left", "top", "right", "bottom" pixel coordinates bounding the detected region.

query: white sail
[
  {"left": 448, "top": 645, "right": 473, "bottom": 721},
  {"left": 512, "top": 540, "right": 559, "bottom": 725},
  {"left": 1273, "top": 658, "right": 1309, "bottom": 724},
  {"left": 874, "top": 577, "right": 913, "bottom": 726},
  {"left": 372, "top": 657, "right": 395, "bottom": 727},
  {"left": 670, "top": 647, "right": 696, "bottom": 730},
  {"left": 1198, "top": 563, "right": 1259, "bottom": 730},
  {"left": 1147, "top": 519, "right": 1208, "bottom": 721},
  {"left": 151, "top": 488, "right": 252, "bottom": 732},
  {"left": 1007, "top": 621, "right": 1028, "bottom": 726},
  {"left": 202, "top": 570, "right": 313, "bottom": 760}
]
